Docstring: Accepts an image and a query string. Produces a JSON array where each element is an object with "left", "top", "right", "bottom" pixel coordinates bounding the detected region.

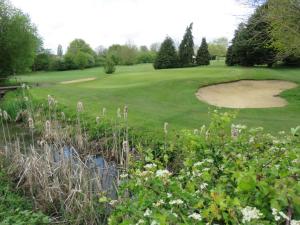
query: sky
[{"left": 10, "top": 0, "right": 252, "bottom": 53}]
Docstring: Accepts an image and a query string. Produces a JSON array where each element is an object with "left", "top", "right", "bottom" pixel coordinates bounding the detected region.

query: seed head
[
  {"left": 123, "top": 105, "right": 128, "bottom": 119},
  {"left": 164, "top": 122, "right": 168, "bottom": 134},
  {"left": 117, "top": 108, "right": 121, "bottom": 118},
  {"left": 45, "top": 120, "right": 51, "bottom": 134},
  {"left": 102, "top": 107, "right": 106, "bottom": 116},
  {"left": 28, "top": 117, "right": 34, "bottom": 129},
  {"left": 3, "top": 111, "right": 8, "bottom": 121},
  {"left": 96, "top": 116, "right": 100, "bottom": 124},
  {"left": 77, "top": 101, "right": 84, "bottom": 112}
]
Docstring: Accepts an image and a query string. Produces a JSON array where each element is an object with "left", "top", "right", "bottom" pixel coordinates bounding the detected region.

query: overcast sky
[{"left": 11, "top": 0, "right": 252, "bottom": 53}]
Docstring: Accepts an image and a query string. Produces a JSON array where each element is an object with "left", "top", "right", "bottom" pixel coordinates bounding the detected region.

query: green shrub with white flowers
[{"left": 109, "top": 111, "right": 300, "bottom": 225}]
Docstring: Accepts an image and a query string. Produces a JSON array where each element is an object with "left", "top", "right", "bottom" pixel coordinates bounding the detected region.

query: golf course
[{"left": 18, "top": 60, "right": 300, "bottom": 133}]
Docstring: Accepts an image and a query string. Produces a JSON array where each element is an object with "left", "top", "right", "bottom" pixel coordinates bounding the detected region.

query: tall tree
[
  {"left": 57, "top": 44, "right": 63, "bottom": 57},
  {"left": 0, "top": 0, "right": 40, "bottom": 78},
  {"left": 178, "top": 23, "right": 195, "bottom": 67},
  {"left": 153, "top": 37, "right": 178, "bottom": 69},
  {"left": 196, "top": 38, "right": 210, "bottom": 66}
]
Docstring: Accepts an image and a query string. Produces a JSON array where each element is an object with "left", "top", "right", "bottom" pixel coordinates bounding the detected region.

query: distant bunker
[{"left": 196, "top": 80, "right": 297, "bottom": 108}]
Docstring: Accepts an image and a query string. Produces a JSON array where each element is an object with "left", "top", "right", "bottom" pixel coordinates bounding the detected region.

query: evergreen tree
[
  {"left": 178, "top": 23, "right": 194, "bottom": 67},
  {"left": 196, "top": 38, "right": 210, "bottom": 65},
  {"left": 57, "top": 44, "right": 63, "bottom": 57},
  {"left": 225, "top": 45, "right": 234, "bottom": 66},
  {"left": 153, "top": 37, "right": 178, "bottom": 70}
]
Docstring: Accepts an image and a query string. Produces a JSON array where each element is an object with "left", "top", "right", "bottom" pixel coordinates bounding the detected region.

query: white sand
[
  {"left": 60, "top": 77, "right": 96, "bottom": 84},
  {"left": 196, "top": 80, "right": 297, "bottom": 108}
]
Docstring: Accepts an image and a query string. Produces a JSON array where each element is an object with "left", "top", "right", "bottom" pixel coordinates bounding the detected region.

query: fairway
[{"left": 19, "top": 61, "right": 300, "bottom": 133}]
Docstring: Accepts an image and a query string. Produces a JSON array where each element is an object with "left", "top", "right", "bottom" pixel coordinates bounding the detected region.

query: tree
[
  {"left": 104, "top": 57, "right": 116, "bottom": 74},
  {"left": 0, "top": 0, "right": 40, "bottom": 78},
  {"left": 64, "top": 39, "right": 96, "bottom": 69},
  {"left": 57, "top": 44, "right": 63, "bottom": 57},
  {"left": 208, "top": 37, "right": 228, "bottom": 59},
  {"left": 32, "top": 49, "right": 53, "bottom": 71},
  {"left": 196, "top": 38, "right": 210, "bottom": 66},
  {"left": 153, "top": 37, "right": 178, "bottom": 69},
  {"left": 178, "top": 23, "right": 195, "bottom": 67}
]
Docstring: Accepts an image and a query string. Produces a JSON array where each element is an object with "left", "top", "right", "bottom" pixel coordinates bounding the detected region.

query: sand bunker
[
  {"left": 196, "top": 80, "right": 297, "bottom": 108},
  {"left": 60, "top": 77, "right": 96, "bottom": 84}
]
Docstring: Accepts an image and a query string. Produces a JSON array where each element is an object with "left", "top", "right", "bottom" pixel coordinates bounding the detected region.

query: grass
[{"left": 14, "top": 61, "right": 300, "bottom": 133}]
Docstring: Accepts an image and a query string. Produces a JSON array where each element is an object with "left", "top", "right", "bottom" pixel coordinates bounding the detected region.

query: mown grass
[{"left": 12, "top": 61, "right": 300, "bottom": 133}]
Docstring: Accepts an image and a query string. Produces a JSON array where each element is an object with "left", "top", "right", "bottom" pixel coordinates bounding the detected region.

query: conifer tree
[
  {"left": 178, "top": 23, "right": 195, "bottom": 67},
  {"left": 153, "top": 37, "right": 178, "bottom": 69},
  {"left": 196, "top": 38, "right": 210, "bottom": 65}
]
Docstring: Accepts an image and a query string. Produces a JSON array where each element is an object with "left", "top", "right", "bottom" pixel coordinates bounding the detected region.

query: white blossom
[
  {"left": 271, "top": 208, "right": 281, "bottom": 221},
  {"left": 279, "top": 211, "right": 289, "bottom": 220},
  {"left": 156, "top": 169, "right": 171, "bottom": 178},
  {"left": 136, "top": 219, "right": 145, "bottom": 225},
  {"left": 153, "top": 199, "right": 165, "bottom": 207},
  {"left": 144, "top": 208, "right": 152, "bottom": 217},
  {"left": 241, "top": 206, "right": 263, "bottom": 223},
  {"left": 200, "top": 183, "right": 208, "bottom": 190},
  {"left": 167, "top": 193, "right": 172, "bottom": 198},
  {"left": 150, "top": 220, "right": 159, "bottom": 225},
  {"left": 120, "top": 173, "right": 128, "bottom": 179},
  {"left": 188, "top": 213, "right": 202, "bottom": 221},
  {"left": 169, "top": 199, "right": 184, "bottom": 205},
  {"left": 144, "top": 163, "right": 157, "bottom": 170},
  {"left": 291, "top": 220, "right": 300, "bottom": 225}
]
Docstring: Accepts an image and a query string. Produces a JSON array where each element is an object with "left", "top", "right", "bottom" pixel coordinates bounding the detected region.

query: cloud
[{"left": 10, "top": 0, "right": 252, "bottom": 52}]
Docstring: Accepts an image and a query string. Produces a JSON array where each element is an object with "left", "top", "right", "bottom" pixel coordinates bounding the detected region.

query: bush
[
  {"left": 109, "top": 111, "right": 300, "bottom": 224},
  {"left": 104, "top": 58, "right": 116, "bottom": 74},
  {"left": 154, "top": 37, "right": 179, "bottom": 70}
]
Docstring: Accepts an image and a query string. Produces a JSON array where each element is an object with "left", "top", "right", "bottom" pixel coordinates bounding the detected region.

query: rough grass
[{"left": 14, "top": 61, "right": 300, "bottom": 133}]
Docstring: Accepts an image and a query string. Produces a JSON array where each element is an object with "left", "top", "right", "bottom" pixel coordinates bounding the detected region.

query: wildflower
[
  {"left": 200, "top": 183, "right": 208, "bottom": 190},
  {"left": 291, "top": 220, "right": 300, "bottom": 225},
  {"left": 169, "top": 199, "right": 184, "bottom": 205},
  {"left": 28, "top": 117, "right": 34, "bottom": 129},
  {"left": 96, "top": 116, "right": 100, "bottom": 124},
  {"left": 144, "top": 163, "right": 157, "bottom": 170},
  {"left": 117, "top": 108, "right": 121, "bottom": 118},
  {"left": 150, "top": 220, "right": 159, "bottom": 225},
  {"left": 156, "top": 169, "right": 171, "bottom": 178},
  {"left": 278, "top": 211, "right": 289, "bottom": 220},
  {"left": 136, "top": 219, "right": 145, "bottom": 225},
  {"left": 241, "top": 206, "right": 263, "bottom": 223},
  {"left": 24, "top": 96, "right": 29, "bottom": 101},
  {"left": 123, "top": 105, "right": 128, "bottom": 119},
  {"left": 203, "top": 168, "right": 210, "bottom": 172},
  {"left": 271, "top": 208, "right": 280, "bottom": 221},
  {"left": 109, "top": 200, "right": 118, "bottom": 206},
  {"left": 194, "top": 161, "right": 205, "bottom": 167},
  {"left": 77, "top": 101, "right": 84, "bottom": 112},
  {"left": 144, "top": 208, "right": 152, "bottom": 217},
  {"left": 172, "top": 212, "right": 178, "bottom": 218},
  {"left": 21, "top": 83, "right": 26, "bottom": 89},
  {"left": 164, "top": 122, "right": 168, "bottom": 134},
  {"left": 167, "top": 193, "right": 172, "bottom": 198},
  {"left": 188, "top": 213, "right": 202, "bottom": 221},
  {"left": 120, "top": 173, "right": 128, "bottom": 179},
  {"left": 153, "top": 199, "right": 165, "bottom": 207}
]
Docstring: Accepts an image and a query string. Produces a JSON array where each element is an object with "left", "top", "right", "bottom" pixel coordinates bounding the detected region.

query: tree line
[{"left": 226, "top": 0, "right": 300, "bottom": 67}]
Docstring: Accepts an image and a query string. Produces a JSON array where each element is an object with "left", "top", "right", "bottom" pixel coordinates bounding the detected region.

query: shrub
[
  {"left": 154, "top": 37, "right": 179, "bottom": 69},
  {"left": 104, "top": 58, "right": 116, "bottom": 74}
]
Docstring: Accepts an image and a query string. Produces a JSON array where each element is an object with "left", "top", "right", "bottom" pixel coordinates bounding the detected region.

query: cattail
[
  {"left": 96, "top": 116, "right": 100, "bottom": 124},
  {"left": 61, "top": 112, "right": 65, "bottom": 120},
  {"left": 77, "top": 101, "right": 84, "bottom": 112},
  {"left": 28, "top": 117, "right": 34, "bottom": 129},
  {"left": 164, "top": 122, "right": 168, "bottom": 134},
  {"left": 102, "top": 107, "right": 106, "bottom": 116},
  {"left": 123, "top": 105, "right": 128, "bottom": 119},
  {"left": 3, "top": 111, "right": 8, "bottom": 121},
  {"left": 45, "top": 120, "right": 51, "bottom": 134},
  {"left": 117, "top": 108, "right": 121, "bottom": 118}
]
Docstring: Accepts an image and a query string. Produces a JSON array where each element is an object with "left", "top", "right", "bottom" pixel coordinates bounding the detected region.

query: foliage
[
  {"left": 196, "top": 38, "right": 210, "bottom": 66},
  {"left": 107, "top": 44, "right": 139, "bottom": 65},
  {"left": 32, "top": 49, "right": 54, "bottom": 71},
  {"left": 153, "top": 37, "right": 179, "bottom": 70},
  {"left": 64, "top": 39, "right": 96, "bottom": 70},
  {"left": 57, "top": 44, "right": 63, "bottom": 57},
  {"left": 104, "top": 57, "right": 116, "bottom": 74},
  {"left": 109, "top": 111, "right": 300, "bottom": 224},
  {"left": 208, "top": 37, "right": 228, "bottom": 58},
  {"left": 178, "top": 23, "right": 195, "bottom": 67},
  {"left": 0, "top": 169, "right": 49, "bottom": 224},
  {"left": 0, "top": 0, "right": 41, "bottom": 77}
]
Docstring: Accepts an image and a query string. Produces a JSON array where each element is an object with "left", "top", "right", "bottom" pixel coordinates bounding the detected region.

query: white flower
[
  {"left": 109, "top": 200, "right": 118, "bottom": 206},
  {"left": 291, "top": 220, "right": 300, "bottom": 225},
  {"left": 144, "top": 208, "right": 152, "bottom": 217},
  {"left": 169, "top": 199, "right": 184, "bottom": 205},
  {"left": 156, "top": 169, "right": 171, "bottom": 178},
  {"left": 271, "top": 208, "right": 281, "bottom": 221},
  {"left": 150, "top": 220, "right": 159, "bottom": 225},
  {"left": 144, "top": 163, "right": 157, "bottom": 170},
  {"left": 279, "top": 211, "right": 289, "bottom": 220},
  {"left": 21, "top": 83, "right": 26, "bottom": 89},
  {"left": 167, "top": 193, "right": 172, "bottom": 198},
  {"left": 77, "top": 101, "right": 84, "bottom": 112},
  {"left": 188, "top": 213, "right": 202, "bottom": 221},
  {"left": 194, "top": 161, "right": 204, "bottom": 167},
  {"left": 136, "top": 219, "right": 145, "bottom": 225},
  {"left": 24, "top": 96, "right": 29, "bottom": 101},
  {"left": 120, "top": 173, "right": 128, "bottom": 179},
  {"left": 153, "top": 199, "right": 164, "bottom": 207},
  {"left": 200, "top": 183, "right": 208, "bottom": 190},
  {"left": 241, "top": 206, "right": 263, "bottom": 223},
  {"left": 203, "top": 168, "right": 210, "bottom": 172}
]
